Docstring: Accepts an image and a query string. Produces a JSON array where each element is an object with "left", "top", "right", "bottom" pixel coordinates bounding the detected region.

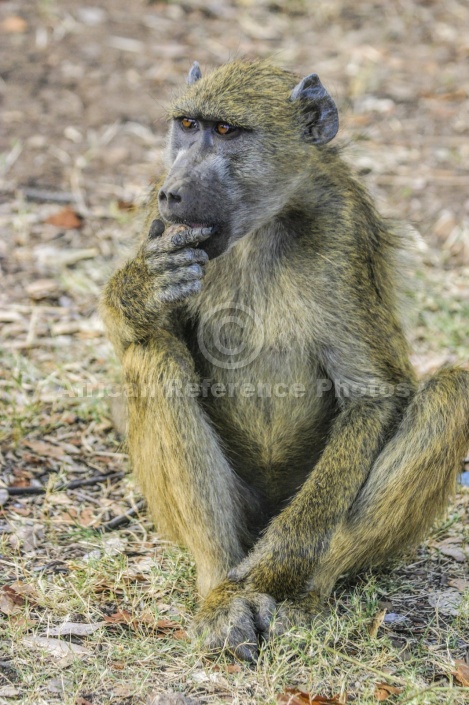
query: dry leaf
[
  {"left": 9, "top": 581, "right": 38, "bottom": 600},
  {"left": 438, "top": 546, "right": 467, "bottom": 562},
  {"left": 79, "top": 507, "right": 99, "bottom": 528},
  {"left": 0, "top": 685, "right": 20, "bottom": 697},
  {"left": 448, "top": 578, "right": 469, "bottom": 592},
  {"left": 428, "top": 589, "right": 462, "bottom": 616},
  {"left": 147, "top": 693, "right": 201, "bottom": 705},
  {"left": 368, "top": 608, "right": 387, "bottom": 638},
  {"left": 103, "top": 608, "right": 183, "bottom": 636},
  {"left": 45, "top": 207, "right": 83, "bottom": 229},
  {"left": 110, "top": 660, "right": 125, "bottom": 670},
  {"left": 430, "top": 537, "right": 468, "bottom": 562},
  {"left": 156, "top": 617, "right": 181, "bottom": 631},
  {"left": 1, "top": 16, "right": 27, "bottom": 33},
  {"left": 24, "top": 439, "right": 65, "bottom": 458},
  {"left": 10, "top": 479, "right": 30, "bottom": 489},
  {"left": 225, "top": 663, "right": 242, "bottom": 674},
  {"left": 277, "top": 688, "right": 346, "bottom": 704},
  {"left": 46, "top": 677, "right": 70, "bottom": 694},
  {"left": 76, "top": 697, "right": 94, "bottom": 705},
  {"left": 103, "top": 609, "right": 133, "bottom": 624},
  {"left": 53, "top": 508, "right": 79, "bottom": 525},
  {"left": 9, "top": 614, "right": 37, "bottom": 630},
  {"left": 47, "top": 622, "right": 105, "bottom": 637},
  {"left": 13, "top": 524, "right": 45, "bottom": 552},
  {"left": 10, "top": 506, "right": 32, "bottom": 517},
  {"left": 453, "top": 659, "right": 469, "bottom": 687},
  {"left": 172, "top": 629, "right": 189, "bottom": 641},
  {"left": 0, "top": 585, "right": 25, "bottom": 615},
  {"left": 22, "top": 636, "right": 90, "bottom": 657},
  {"left": 93, "top": 579, "right": 124, "bottom": 595},
  {"left": 431, "top": 537, "right": 461, "bottom": 547},
  {"left": 374, "top": 683, "right": 403, "bottom": 700},
  {"left": 112, "top": 684, "right": 134, "bottom": 697}
]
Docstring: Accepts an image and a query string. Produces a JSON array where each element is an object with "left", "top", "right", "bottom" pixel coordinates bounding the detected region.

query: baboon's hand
[
  {"left": 192, "top": 581, "right": 320, "bottom": 661},
  {"left": 140, "top": 219, "right": 212, "bottom": 304},
  {"left": 192, "top": 580, "right": 276, "bottom": 662},
  {"left": 109, "top": 220, "right": 213, "bottom": 335},
  {"left": 228, "top": 520, "right": 317, "bottom": 601}
]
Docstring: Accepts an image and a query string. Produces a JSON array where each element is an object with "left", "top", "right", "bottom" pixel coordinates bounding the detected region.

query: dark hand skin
[
  {"left": 105, "top": 220, "right": 213, "bottom": 343},
  {"left": 192, "top": 581, "right": 277, "bottom": 662},
  {"left": 141, "top": 219, "right": 212, "bottom": 305},
  {"left": 192, "top": 580, "right": 321, "bottom": 662}
]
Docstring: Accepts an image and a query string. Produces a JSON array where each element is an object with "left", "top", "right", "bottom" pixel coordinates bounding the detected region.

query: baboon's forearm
[
  {"left": 122, "top": 337, "right": 247, "bottom": 595},
  {"left": 288, "top": 396, "right": 399, "bottom": 529},
  {"left": 100, "top": 262, "right": 175, "bottom": 359}
]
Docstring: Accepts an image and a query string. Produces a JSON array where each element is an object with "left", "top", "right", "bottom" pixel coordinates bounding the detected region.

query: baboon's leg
[
  {"left": 122, "top": 334, "right": 253, "bottom": 597},
  {"left": 311, "top": 368, "right": 469, "bottom": 597}
]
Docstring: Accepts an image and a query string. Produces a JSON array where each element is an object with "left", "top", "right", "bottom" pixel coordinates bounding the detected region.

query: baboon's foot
[
  {"left": 192, "top": 580, "right": 276, "bottom": 662},
  {"left": 192, "top": 581, "right": 322, "bottom": 661}
]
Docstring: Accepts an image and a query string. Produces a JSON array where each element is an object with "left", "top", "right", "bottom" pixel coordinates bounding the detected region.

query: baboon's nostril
[
  {"left": 167, "top": 190, "right": 182, "bottom": 204},
  {"left": 159, "top": 188, "right": 182, "bottom": 204}
]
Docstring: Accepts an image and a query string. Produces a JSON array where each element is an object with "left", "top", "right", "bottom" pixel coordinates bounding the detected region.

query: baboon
[{"left": 101, "top": 59, "right": 469, "bottom": 661}]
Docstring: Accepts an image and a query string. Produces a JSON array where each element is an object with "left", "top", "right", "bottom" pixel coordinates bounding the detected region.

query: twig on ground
[
  {"left": 100, "top": 500, "right": 145, "bottom": 532},
  {"left": 6, "top": 472, "right": 125, "bottom": 497},
  {"left": 20, "top": 187, "right": 77, "bottom": 203}
]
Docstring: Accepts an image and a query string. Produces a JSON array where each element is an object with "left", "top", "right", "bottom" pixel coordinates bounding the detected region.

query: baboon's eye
[
  {"left": 215, "top": 123, "right": 239, "bottom": 137},
  {"left": 180, "top": 117, "right": 198, "bottom": 130}
]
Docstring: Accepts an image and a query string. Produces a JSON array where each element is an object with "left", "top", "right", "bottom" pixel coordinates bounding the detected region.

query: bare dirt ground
[{"left": 0, "top": 1, "right": 468, "bottom": 704}]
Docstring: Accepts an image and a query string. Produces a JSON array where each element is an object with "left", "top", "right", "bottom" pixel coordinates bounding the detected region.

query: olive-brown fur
[{"left": 101, "top": 59, "right": 469, "bottom": 661}]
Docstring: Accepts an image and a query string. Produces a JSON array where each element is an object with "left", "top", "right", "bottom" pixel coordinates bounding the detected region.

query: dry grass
[
  {"left": 1, "top": 362, "right": 468, "bottom": 704},
  {"left": 1, "top": 505, "right": 468, "bottom": 704}
]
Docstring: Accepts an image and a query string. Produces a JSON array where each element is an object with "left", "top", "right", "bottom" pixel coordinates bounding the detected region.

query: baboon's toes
[
  {"left": 191, "top": 583, "right": 281, "bottom": 662},
  {"left": 192, "top": 594, "right": 260, "bottom": 661}
]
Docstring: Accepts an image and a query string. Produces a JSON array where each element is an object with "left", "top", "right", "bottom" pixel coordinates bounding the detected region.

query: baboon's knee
[
  {"left": 417, "top": 367, "right": 469, "bottom": 440},
  {"left": 420, "top": 366, "right": 469, "bottom": 402}
]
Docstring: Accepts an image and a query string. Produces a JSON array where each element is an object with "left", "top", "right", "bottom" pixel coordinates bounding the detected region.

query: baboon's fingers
[
  {"left": 148, "top": 218, "right": 165, "bottom": 239},
  {"left": 146, "top": 248, "right": 208, "bottom": 273},
  {"left": 148, "top": 225, "right": 213, "bottom": 255},
  {"left": 158, "top": 279, "right": 202, "bottom": 304},
  {"left": 166, "top": 248, "right": 209, "bottom": 268},
  {"left": 193, "top": 595, "right": 260, "bottom": 663},
  {"left": 164, "top": 263, "right": 205, "bottom": 285},
  {"left": 249, "top": 593, "right": 277, "bottom": 641}
]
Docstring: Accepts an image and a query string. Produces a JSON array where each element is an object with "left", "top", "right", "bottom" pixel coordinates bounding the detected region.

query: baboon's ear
[
  {"left": 187, "top": 61, "right": 202, "bottom": 85},
  {"left": 290, "top": 73, "right": 338, "bottom": 145}
]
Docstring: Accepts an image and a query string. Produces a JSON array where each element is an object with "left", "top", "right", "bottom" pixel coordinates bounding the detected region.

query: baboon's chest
[{"left": 187, "top": 267, "right": 332, "bottom": 486}]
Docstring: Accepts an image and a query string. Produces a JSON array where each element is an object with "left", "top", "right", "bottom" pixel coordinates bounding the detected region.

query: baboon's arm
[
  {"left": 100, "top": 215, "right": 211, "bottom": 359},
  {"left": 122, "top": 335, "right": 249, "bottom": 597}
]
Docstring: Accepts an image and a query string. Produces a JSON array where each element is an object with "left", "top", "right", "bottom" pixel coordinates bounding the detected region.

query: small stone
[{"left": 76, "top": 7, "right": 107, "bottom": 25}]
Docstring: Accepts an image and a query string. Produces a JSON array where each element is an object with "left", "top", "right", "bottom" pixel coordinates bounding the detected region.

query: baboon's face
[
  {"left": 159, "top": 116, "right": 269, "bottom": 259},
  {"left": 158, "top": 60, "right": 338, "bottom": 259}
]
